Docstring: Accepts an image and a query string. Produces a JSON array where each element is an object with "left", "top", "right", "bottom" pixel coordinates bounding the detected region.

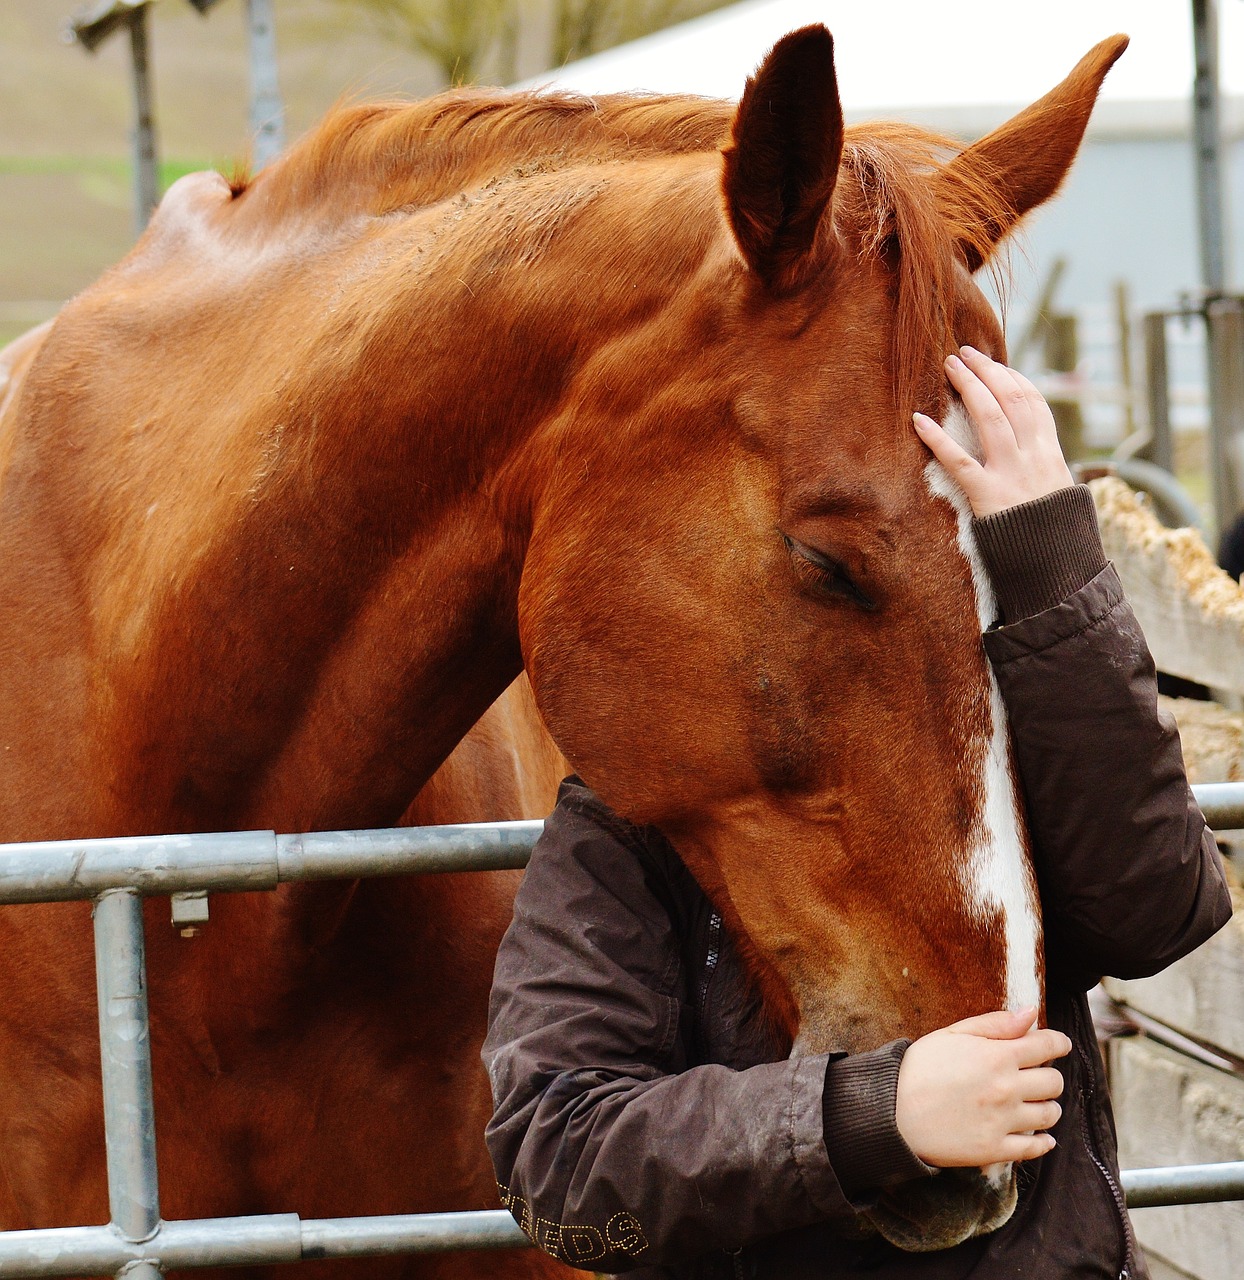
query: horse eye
[{"left": 782, "top": 534, "right": 877, "bottom": 612}]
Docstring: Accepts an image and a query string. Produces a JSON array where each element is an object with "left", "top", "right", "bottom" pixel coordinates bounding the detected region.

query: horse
[{"left": 0, "top": 23, "right": 1127, "bottom": 1262}]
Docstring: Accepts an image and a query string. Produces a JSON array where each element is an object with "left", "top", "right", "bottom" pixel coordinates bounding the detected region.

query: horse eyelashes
[{"left": 781, "top": 534, "right": 877, "bottom": 612}]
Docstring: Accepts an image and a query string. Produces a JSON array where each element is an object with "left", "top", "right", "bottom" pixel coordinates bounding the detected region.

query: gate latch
[{"left": 171, "top": 890, "right": 210, "bottom": 937}]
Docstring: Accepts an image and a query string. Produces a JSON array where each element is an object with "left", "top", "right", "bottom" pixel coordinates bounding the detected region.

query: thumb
[{"left": 947, "top": 1007, "right": 1038, "bottom": 1040}]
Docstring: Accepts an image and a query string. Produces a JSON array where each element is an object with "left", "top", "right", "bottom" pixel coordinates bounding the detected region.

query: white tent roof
[{"left": 519, "top": 0, "right": 1244, "bottom": 135}]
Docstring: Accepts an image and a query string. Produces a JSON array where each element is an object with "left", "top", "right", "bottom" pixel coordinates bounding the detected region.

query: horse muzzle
[{"left": 862, "top": 1162, "right": 1018, "bottom": 1252}]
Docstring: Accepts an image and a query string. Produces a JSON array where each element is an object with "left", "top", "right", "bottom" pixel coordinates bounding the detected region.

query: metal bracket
[{"left": 170, "top": 890, "right": 209, "bottom": 936}]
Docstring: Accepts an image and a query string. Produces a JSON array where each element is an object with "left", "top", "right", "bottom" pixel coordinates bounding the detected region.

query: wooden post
[
  {"left": 1114, "top": 280, "right": 1136, "bottom": 441},
  {"left": 1045, "top": 312, "right": 1086, "bottom": 462},
  {"left": 1011, "top": 256, "right": 1067, "bottom": 366},
  {"left": 1142, "top": 312, "right": 1175, "bottom": 473},
  {"left": 1207, "top": 299, "right": 1244, "bottom": 542}
]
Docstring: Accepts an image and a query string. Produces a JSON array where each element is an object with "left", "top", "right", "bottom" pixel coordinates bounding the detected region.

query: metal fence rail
[{"left": 0, "top": 782, "right": 1242, "bottom": 1277}]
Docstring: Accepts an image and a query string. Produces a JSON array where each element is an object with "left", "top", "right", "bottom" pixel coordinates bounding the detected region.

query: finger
[
  {"left": 912, "top": 412, "right": 984, "bottom": 482},
  {"left": 1017, "top": 1066, "right": 1066, "bottom": 1102},
  {"left": 1016, "top": 1099, "right": 1063, "bottom": 1132},
  {"left": 1013, "top": 1029, "right": 1073, "bottom": 1068},
  {"left": 1005, "top": 367, "right": 1061, "bottom": 448},
  {"left": 957, "top": 346, "right": 1036, "bottom": 426},
  {"left": 1000, "top": 1132, "right": 1057, "bottom": 1163},
  {"left": 946, "top": 1008, "right": 1037, "bottom": 1040},
  {"left": 948, "top": 351, "right": 1029, "bottom": 457}
]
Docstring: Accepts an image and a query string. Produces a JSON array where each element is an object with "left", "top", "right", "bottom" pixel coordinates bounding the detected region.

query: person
[{"left": 482, "top": 348, "right": 1233, "bottom": 1280}]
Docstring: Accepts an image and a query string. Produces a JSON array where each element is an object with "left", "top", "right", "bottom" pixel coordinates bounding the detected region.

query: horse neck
[
  {"left": 233, "top": 172, "right": 719, "bottom": 832},
  {"left": 226, "top": 485, "right": 533, "bottom": 834}
]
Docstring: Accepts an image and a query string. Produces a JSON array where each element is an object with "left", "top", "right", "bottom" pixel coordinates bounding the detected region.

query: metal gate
[{"left": 1, "top": 788, "right": 1243, "bottom": 1277}]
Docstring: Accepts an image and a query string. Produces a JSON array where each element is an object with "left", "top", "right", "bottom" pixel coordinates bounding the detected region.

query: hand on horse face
[
  {"left": 894, "top": 1008, "right": 1072, "bottom": 1169},
  {"left": 912, "top": 347, "right": 1076, "bottom": 519}
]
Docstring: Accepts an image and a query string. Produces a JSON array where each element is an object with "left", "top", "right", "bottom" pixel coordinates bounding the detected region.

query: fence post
[
  {"left": 1191, "top": 0, "right": 1229, "bottom": 295},
  {"left": 247, "top": 0, "right": 285, "bottom": 168},
  {"left": 1141, "top": 312, "right": 1174, "bottom": 473},
  {"left": 127, "top": 6, "right": 160, "bottom": 234},
  {"left": 1045, "top": 312, "right": 1086, "bottom": 462},
  {"left": 1205, "top": 298, "right": 1244, "bottom": 541},
  {"left": 93, "top": 889, "right": 162, "bottom": 1276}
]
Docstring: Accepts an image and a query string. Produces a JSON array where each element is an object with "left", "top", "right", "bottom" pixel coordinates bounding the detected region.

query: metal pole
[
  {"left": 247, "top": 0, "right": 285, "bottom": 169},
  {"left": 92, "top": 889, "right": 161, "bottom": 1270},
  {"left": 1191, "top": 0, "right": 1228, "bottom": 295},
  {"left": 127, "top": 7, "right": 160, "bottom": 233},
  {"left": 1141, "top": 312, "right": 1174, "bottom": 472},
  {"left": 1124, "top": 1160, "right": 1244, "bottom": 1209}
]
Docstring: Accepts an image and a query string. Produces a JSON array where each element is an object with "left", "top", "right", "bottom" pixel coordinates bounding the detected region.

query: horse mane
[
  {"left": 229, "top": 90, "right": 1014, "bottom": 419},
  {"left": 230, "top": 89, "right": 735, "bottom": 222}
]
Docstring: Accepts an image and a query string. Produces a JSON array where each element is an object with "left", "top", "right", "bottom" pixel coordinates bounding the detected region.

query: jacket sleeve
[
  {"left": 482, "top": 788, "right": 924, "bottom": 1272},
  {"left": 975, "top": 486, "right": 1232, "bottom": 991}
]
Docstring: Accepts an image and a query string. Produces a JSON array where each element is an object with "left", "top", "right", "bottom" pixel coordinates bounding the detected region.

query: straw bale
[{"left": 1090, "top": 477, "right": 1244, "bottom": 692}]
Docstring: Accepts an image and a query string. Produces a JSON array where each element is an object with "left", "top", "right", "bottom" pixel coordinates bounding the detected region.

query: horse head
[{"left": 517, "top": 27, "right": 1128, "bottom": 1251}]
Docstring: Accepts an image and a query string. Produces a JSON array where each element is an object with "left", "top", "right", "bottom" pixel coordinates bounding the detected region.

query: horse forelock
[{"left": 836, "top": 122, "right": 1015, "bottom": 417}]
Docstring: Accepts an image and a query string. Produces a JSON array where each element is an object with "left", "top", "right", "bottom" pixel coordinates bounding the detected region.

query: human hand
[
  {"left": 894, "top": 1008, "right": 1071, "bottom": 1168},
  {"left": 912, "top": 346, "right": 1075, "bottom": 518}
]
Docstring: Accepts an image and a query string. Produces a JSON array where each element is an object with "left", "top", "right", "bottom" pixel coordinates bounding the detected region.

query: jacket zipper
[
  {"left": 1074, "top": 1010, "right": 1135, "bottom": 1280},
  {"left": 697, "top": 910, "right": 723, "bottom": 1015},
  {"left": 699, "top": 910, "right": 741, "bottom": 1280}
]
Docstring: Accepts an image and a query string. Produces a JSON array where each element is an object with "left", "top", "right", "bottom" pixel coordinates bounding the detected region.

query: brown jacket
[{"left": 484, "top": 486, "right": 1232, "bottom": 1280}]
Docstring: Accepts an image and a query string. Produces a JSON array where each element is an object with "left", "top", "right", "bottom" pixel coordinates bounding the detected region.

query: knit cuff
[
  {"left": 971, "top": 484, "right": 1107, "bottom": 625},
  {"left": 822, "top": 1039, "right": 934, "bottom": 1199}
]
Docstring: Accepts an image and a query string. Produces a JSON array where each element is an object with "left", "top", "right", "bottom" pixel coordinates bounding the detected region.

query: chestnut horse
[{"left": 0, "top": 24, "right": 1126, "bottom": 1264}]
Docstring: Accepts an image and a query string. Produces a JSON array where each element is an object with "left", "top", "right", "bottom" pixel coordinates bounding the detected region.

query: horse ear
[
  {"left": 940, "top": 34, "right": 1129, "bottom": 271},
  {"left": 722, "top": 24, "right": 844, "bottom": 292}
]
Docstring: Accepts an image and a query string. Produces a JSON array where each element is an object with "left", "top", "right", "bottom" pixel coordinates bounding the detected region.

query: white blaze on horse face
[{"left": 923, "top": 403, "right": 1041, "bottom": 1016}]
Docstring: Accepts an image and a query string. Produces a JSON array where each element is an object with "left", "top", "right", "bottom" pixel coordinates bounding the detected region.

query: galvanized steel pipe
[
  {"left": 0, "top": 830, "right": 278, "bottom": 903},
  {"left": 0, "top": 822, "right": 542, "bottom": 903},
  {"left": 0, "top": 786, "right": 1236, "bottom": 1280},
  {"left": 298, "top": 1210, "right": 528, "bottom": 1258},
  {"left": 1, "top": 785, "right": 1240, "bottom": 908},
  {"left": 2, "top": 1169, "right": 1244, "bottom": 1280},
  {"left": 0, "top": 1212, "right": 521, "bottom": 1276},
  {"left": 274, "top": 821, "right": 543, "bottom": 880},
  {"left": 93, "top": 890, "right": 160, "bottom": 1246},
  {"left": 1123, "top": 1159, "right": 1244, "bottom": 1208},
  {"left": 1194, "top": 781, "right": 1244, "bottom": 831},
  {"left": 0, "top": 1225, "right": 133, "bottom": 1278}
]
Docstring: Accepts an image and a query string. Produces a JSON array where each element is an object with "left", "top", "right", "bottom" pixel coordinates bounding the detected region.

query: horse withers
[{"left": 0, "top": 25, "right": 1127, "bottom": 1264}]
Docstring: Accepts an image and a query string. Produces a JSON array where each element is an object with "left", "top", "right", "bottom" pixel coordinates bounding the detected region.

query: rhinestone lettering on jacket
[{"left": 497, "top": 1181, "right": 650, "bottom": 1265}]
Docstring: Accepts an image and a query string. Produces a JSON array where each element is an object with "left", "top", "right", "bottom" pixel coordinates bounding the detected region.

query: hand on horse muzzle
[{"left": 870, "top": 1009, "right": 1072, "bottom": 1250}]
